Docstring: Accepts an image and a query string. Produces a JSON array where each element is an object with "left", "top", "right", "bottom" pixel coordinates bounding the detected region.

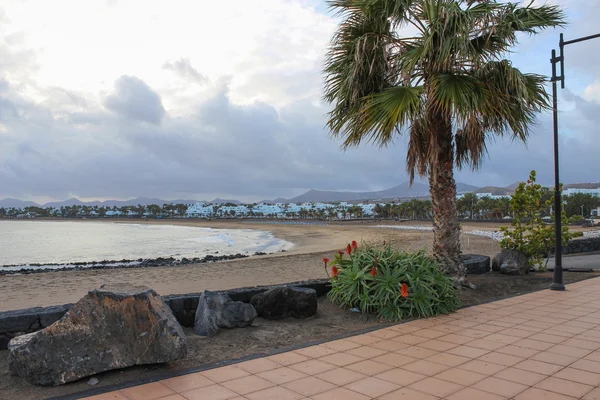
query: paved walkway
[
  {"left": 547, "top": 254, "right": 600, "bottom": 271},
  {"left": 85, "top": 278, "right": 600, "bottom": 400}
]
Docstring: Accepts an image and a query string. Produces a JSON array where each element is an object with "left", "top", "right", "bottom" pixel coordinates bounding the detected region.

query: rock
[
  {"left": 250, "top": 287, "right": 317, "bottom": 320},
  {"left": 462, "top": 254, "right": 491, "bottom": 275},
  {"left": 9, "top": 283, "right": 187, "bottom": 386},
  {"left": 492, "top": 250, "right": 530, "bottom": 275},
  {"left": 194, "top": 291, "right": 257, "bottom": 337},
  {"left": 87, "top": 377, "right": 99, "bottom": 386}
]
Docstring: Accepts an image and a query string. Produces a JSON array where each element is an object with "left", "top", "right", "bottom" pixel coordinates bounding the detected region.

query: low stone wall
[
  {"left": 0, "top": 279, "right": 331, "bottom": 351},
  {"left": 549, "top": 237, "right": 600, "bottom": 256}
]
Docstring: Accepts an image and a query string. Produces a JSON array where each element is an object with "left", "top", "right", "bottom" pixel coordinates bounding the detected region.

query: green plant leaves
[{"left": 327, "top": 243, "right": 460, "bottom": 321}]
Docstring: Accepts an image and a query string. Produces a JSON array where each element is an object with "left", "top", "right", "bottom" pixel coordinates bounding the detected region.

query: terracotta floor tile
[
  {"left": 321, "top": 339, "right": 361, "bottom": 352},
  {"left": 584, "top": 387, "right": 600, "bottom": 400},
  {"left": 245, "top": 386, "right": 304, "bottom": 400},
  {"left": 396, "top": 346, "right": 439, "bottom": 359},
  {"left": 536, "top": 333, "right": 568, "bottom": 344},
  {"left": 345, "top": 334, "right": 381, "bottom": 346},
  {"left": 236, "top": 358, "right": 281, "bottom": 374},
  {"left": 318, "top": 367, "right": 368, "bottom": 386},
  {"left": 418, "top": 339, "right": 459, "bottom": 351},
  {"left": 513, "top": 359, "right": 564, "bottom": 375},
  {"left": 370, "top": 339, "right": 410, "bottom": 351},
  {"left": 535, "top": 376, "right": 594, "bottom": 398},
  {"left": 180, "top": 384, "right": 239, "bottom": 400},
  {"left": 318, "top": 352, "right": 363, "bottom": 367},
  {"left": 424, "top": 352, "right": 470, "bottom": 367},
  {"left": 583, "top": 351, "right": 600, "bottom": 363},
  {"left": 437, "top": 333, "right": 473, "bottom": 345},
  {"left": 309, "top": 387, "right": 370, "bottom": 400},
  {"left": 294, "top": 346, "right": 338, "bottom": 359},
  {"left": 375, "top": 367, "right": 426, "bottom": 386},
  {"left": 495, "top": 344, "right": 540, "bottom": 358},
  {"left": 548, "top": 344, "right": 594, "bottom": 358},
  {"left": 289, "top": 359, "right": 337, "bottom": 375},
  {"left": 478, "top": 351, "right": 524, "bottom": 367},
  {"left": 434, "top": 367, "right": 487, "bottom": 386},
  {"left": 514, "top": 338, "right": 555, "bottom": 351},
  {"left": 345, "top": 345, "right": 387, "bottom": 359},
  {"left": 267, "top": 351, "right": 310, "bottom": 366},
  {"left": 220, "top": 375, "right": 275, "bottom": 395},
  {"left": 531, "top": 351, "right": 579, "bottom": 366},
  {"left": 391, "top": 324, "right": 426, "bottom": 334},
  {"left": 472, "top": 376, "right": 529, "bottom": 398},
  {"left": 408, "top": 376, "right": 464, "bottom": 397},
  {"left": 162, "top": 373, "right": 215, "bottom": 393},
  {"left": 460, "top": 328, "right": 492, "bottom": 339},
  {"left": 564, "top": 338, "right": 600, "bottom": 351},
  {"left": 122, "top": 382, "right": 175, "bottom": 400},
  {"left": 403, "top": 359, "right": 450, "bottom": 375},
  {"left": 446, "top": 345, "right": 490, "bottom": 358},
  {"left": 498, "top": 328, "right": 536, "bottom": 338},
  {"left": 256, "top": 366, "right": 309, "bottom": 384},
  {"left": 369, "top": 328, "right": 402, "bottom": 339},
  {"left": 571, "top": 359, "right": 600, "bottom": 374},
  {"left": 494, "top": 367, "right": 547, "bottom": 386},
  {"left": 345, "top": 359, "right": 394, "bottom": 375},
  {"left": 446, "top": 387, "right": 507, "bottom": 400},
  {"left": 344, "top": 376, "right": 400, "bottom": 398},
  {"left": 392, "top": 334, "right": 430, "bottom": 345},
  {"left": 283, "top": 376, "right": 337, "bottom": 397},
  {"left": 468, "top": 338, "right": 507, "bottom": 351},
  {"left": 555, "top": 367, "right": 600, "bottom": 386},
  {"left": 552, "top": 325, "right": 590, "bottom": 335},
  {"left": 430, "top": 323, "right": 464, "bottom": 334},
  {"left": 200, "top": 366, "right": 250, "bottom": 383},
  {"left": 416, "top": 328, "right": 447, "bottom": 339},
  {"left": 459, "top": 359, "right": 506, "bottom": 375},
  {"left": 474, "top": 324, "right": 507, "bottom": 333},
  {"left": 378, "top": 387, "right": 440, "bottom": 400},
  {"left": 371, "top": 352, "right": 417, "bottom": 367},
  {"left": 81, "top": 392, "right": 130, "bottom": 400},
  {"left": 155, "top": 395, "right": 187, "bottom": 400},
  {"left": 514, "top": 387, "right": 577, "bottom": 400}
]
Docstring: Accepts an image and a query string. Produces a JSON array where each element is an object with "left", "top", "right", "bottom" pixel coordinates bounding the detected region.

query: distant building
[{"left": 563, "top": 188, "right": 600, "bottom": 197}]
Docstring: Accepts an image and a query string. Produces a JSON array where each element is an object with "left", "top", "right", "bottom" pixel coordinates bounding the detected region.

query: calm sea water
[{"left": 0, "top": 220, "right": 292, "bottom": 268}]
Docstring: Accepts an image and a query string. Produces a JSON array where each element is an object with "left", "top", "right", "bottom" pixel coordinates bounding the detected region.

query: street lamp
[{"left": 550, "top": 32, "right": 600, "bottom": 291}]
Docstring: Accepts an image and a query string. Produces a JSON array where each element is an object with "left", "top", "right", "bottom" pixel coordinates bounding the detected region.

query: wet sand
[{"left": 0, "top": 219, "right": 507, "bottom": 311}]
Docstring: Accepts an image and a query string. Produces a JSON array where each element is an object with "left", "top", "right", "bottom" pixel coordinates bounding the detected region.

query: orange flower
[
  {"left": 322, "top": 257, "right": 329, "bottom": 265},
  {"left": 401, "top": 283, "right": 409, "bottom": 298},
  {"left": 331, "top": 266, "right": 339, "bottom": 278},
  {"left": 351, "top": 240, "right": 358, "bottom": 249},
  {"left": 346, "top": 243, "right": 352, "bottom": 255},
  {"left": 370, "top": 267, "right": 377, "bottom": 277}
]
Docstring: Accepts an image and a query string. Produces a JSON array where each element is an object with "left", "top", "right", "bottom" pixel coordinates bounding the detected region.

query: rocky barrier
[
  {"left": 0, "top": 251, "right": 277, "bottom": 276},
  {"left": 0, "top": 279, "right": 331, "bottom": 350}
]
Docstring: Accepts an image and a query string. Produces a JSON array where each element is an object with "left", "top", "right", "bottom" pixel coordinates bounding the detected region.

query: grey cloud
[
  {"left": 104, "top": 75, "right": 165, "bottom": 125},
  {"left": 162, "top": 58, "right": 207, "bottom": 84}
]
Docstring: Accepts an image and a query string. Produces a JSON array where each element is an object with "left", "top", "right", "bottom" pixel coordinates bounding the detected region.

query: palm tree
[{"left": 324, "top": 0, "right": 564, "bottom": 283}]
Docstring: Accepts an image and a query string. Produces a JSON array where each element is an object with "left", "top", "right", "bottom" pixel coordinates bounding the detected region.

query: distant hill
[
  {"left": 0, "top": 198, "right": 41, "bottom": 208},
  {"left": 473, "top": 186, "right": 514, "bottom": 196},
  {"left": 209, "top": 198, "right": 242, "bottom": 205}
]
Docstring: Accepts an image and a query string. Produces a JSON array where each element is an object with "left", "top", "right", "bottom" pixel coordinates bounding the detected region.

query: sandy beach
[{"left": 0, "top": 219, "right": 509, "bottom": 312}]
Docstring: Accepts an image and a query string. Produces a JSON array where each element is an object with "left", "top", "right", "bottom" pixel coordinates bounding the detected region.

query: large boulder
[
  {"left": 250, "top": 287, "right": 317, "bottom": 320},
  {"left": 194, "top": 291, "right": 257, "bottom": 337},
  {"left": 492, "top": 250, "right": 530, "bottom": 275},
  {"left": 462, "top": 254, "right": 491, "bottom": 275},
  {"left": 8, "top": 284, "right": 187, "bottom": 386}
]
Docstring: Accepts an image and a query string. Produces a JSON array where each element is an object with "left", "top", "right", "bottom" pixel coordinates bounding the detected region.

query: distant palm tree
[{"left": 324, "top": 0, "right": 564, "bottom": 284}]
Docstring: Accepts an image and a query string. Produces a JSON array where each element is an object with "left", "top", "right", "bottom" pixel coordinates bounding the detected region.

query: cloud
[
  {"left": 162, "top": 58, "right": 207, "bottom": 84},
  {"left": 104, "top": 76, "right": 166, "bottom": 125}
]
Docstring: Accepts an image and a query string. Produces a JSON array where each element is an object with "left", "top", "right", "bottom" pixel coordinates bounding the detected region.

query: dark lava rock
[
  {"left": 8, "top": 283, "right": 187, "bottom": 386},
  {"left": 492, "top": 250, "right": 530, "bottom": 275},
  {"left": 194, "top": 291, "right": 257, "bottom": 337},
  {"left": 462, "top": 254, "right": 491, "bottom": 275},
  {"left": 250, "top": 287, "right": 317, "bottom": 320}
]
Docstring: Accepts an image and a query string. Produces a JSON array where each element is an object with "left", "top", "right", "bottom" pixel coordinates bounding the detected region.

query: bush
[{"left": 324, "top": 242, "right": 460, "bottom": 321}]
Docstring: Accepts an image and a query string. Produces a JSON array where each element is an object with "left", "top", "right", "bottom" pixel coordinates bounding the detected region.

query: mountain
[
  {"left": 209, "top": 198, "right": 242, "bottom": 205},
  {"left": 473, "top": 186, "right": 514, "bottom": 196},
  {"left": 0, "top": 198, "right": 41, "bottom": 208},
  {"left": 286, "top": 181, "right": 477, "bottom": 203}
]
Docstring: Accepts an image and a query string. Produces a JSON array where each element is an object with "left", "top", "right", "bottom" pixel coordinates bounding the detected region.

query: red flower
[
  {"left": 322, "top": 257, "right": 329, "bottom": 265},
  {"left": 351, "top": 240, "right": 358, "bottom": 249},
  {"left": 346, "top": 243, "right": 352, "bottom": 255},
  {"left": 401, "top": 283, "right": 409, "bottom": 298},
  {"left": 370, "top": 267, "right": 377, "bottom": 277},
  {"left": 338, "top": 250, "right": 344, "bottom": 257},
  {"left": 331, "top": 266, "right": 339, "bottom": 278}
]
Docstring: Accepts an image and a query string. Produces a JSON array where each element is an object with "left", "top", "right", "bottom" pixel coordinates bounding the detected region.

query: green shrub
[{"left": 325, "top": 242, "right": 460, "bottom": 321}]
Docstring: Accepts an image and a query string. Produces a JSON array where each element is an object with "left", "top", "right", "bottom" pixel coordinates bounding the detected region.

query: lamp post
[{"left": 550, "top": 32, "right": 600, "bottom": 291}]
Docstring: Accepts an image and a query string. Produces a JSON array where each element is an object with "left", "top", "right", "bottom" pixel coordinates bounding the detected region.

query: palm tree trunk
[{"left": 428, "top": 123, "right": 466, "bottom": 283}]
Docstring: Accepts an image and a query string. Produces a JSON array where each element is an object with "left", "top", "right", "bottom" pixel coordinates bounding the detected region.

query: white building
[{"left": 563, "top": 188, "right": 600, "bottom": 197}]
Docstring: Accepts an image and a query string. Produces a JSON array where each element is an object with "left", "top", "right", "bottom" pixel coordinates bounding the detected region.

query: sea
[{"left": 0, "top": 220, "right": 293, "bottom": 271}]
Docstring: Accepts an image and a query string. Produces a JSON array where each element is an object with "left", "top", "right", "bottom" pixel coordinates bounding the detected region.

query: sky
[{"left": 0, "top": 0, "right": 599, "bottom": 203}]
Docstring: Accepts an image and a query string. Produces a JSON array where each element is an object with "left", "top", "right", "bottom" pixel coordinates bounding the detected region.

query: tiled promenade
[{"left": 85, "top": 278, "right": 600, "bottom": 399}]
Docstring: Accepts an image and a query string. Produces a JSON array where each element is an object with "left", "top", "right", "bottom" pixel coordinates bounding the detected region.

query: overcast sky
[{"left": 1, "top": 0, "right": 599, "bottom": 203}]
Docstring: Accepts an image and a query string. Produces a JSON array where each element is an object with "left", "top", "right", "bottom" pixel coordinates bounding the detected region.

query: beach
[{"left": 0, "top": 219, "right": 510, "bottom": 312}]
